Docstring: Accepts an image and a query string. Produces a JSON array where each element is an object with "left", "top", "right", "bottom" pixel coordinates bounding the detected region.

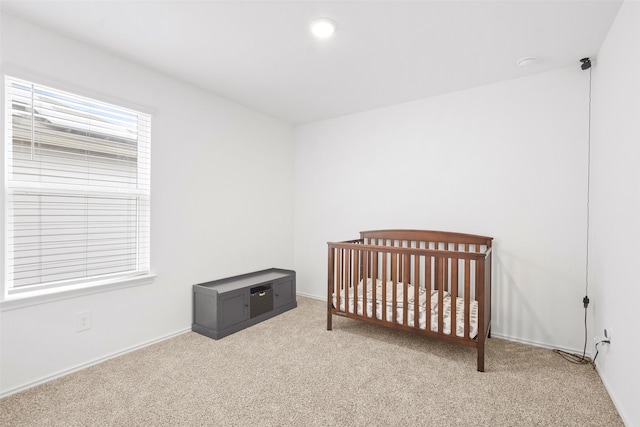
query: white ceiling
[{"left": 1, "top": 0, "right": 623, "bottom": 124}]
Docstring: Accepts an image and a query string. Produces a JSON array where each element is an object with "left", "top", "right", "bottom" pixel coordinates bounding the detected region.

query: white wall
[
  {"left": 294, "top": 66, "right": 591, "bottom": 352},
  {"left": 2, "top": 7, "right": 634, "bottom": 423},
  {"left": 590, "top": 2, "right": 640, "bottom": 426},
  {"left": 0, "top": 14, "right": 294, "bottom": 395}
]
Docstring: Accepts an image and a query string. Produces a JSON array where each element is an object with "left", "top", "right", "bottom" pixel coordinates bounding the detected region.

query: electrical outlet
[
  {"left": 76, "top": 311, "right": 92, "bottom": 332},
  {"left": 604, "top": 328, "right": 612, "bottom": 342}
]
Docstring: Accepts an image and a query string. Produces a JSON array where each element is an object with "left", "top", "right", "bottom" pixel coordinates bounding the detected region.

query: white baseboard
[
  {"left": 595, "top": 365, "right": 631, "bottom": 427},
  {"left": 0, "top": 327, "right": 191, "bottom": 399},
  {"left": 489, "top": 332, "right": 593, "bottom": 359},
  {"left": 296, "top": 291, "right": 325, "bottom": 301}
]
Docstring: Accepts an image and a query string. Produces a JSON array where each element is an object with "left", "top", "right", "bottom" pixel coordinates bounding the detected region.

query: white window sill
[{"left": 0, "top": 274, "right": 156, "bottom": 312}]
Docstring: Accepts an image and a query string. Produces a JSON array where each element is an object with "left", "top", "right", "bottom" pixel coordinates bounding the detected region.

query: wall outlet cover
[{"left": 76, "top": 311, "right": 92, "bottom": 332}]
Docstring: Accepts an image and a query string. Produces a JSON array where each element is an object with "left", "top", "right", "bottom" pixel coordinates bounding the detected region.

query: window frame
[{"left": 2, "top": 75, "right": 154, "bottom": 304}]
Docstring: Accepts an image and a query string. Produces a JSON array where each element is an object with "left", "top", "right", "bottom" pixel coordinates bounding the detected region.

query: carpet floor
[{"left": 0, "top": 296, "right": 623, "bottom": 426}]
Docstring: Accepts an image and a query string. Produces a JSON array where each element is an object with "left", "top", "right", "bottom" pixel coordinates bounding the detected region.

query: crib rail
[{"left": 327, "top": 230, "right": 493, "bottom": 371}]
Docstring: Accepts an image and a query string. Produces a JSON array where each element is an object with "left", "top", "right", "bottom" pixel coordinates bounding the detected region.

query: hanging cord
[
  {"left": 554, "top": 59, "right": 592, "bottom": 366},
  {"left": 585, "top": 62, "right": 592, "bottom": 300}
]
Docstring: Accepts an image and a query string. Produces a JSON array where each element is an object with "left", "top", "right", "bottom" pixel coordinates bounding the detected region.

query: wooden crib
[{"left": 327, "top": 229, "right": 493, "bottom": 371}]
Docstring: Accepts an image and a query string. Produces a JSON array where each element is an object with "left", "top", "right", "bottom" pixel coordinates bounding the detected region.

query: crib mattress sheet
[{"left": 332, "top": 279, "right": 478, "bottom": 339}]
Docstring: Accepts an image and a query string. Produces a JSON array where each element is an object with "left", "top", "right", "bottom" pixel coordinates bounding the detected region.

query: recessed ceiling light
[
  {"left": 517, "top": 57, "right": 538, "bottom": 68},
  {"left": 310, "top": 17, "right": 337, "bottom": 39}
]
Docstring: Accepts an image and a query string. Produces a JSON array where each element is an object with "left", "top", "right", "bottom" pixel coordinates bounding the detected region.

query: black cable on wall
[{"left": 554, "top": 57, "right": 593, "bottom": 366}]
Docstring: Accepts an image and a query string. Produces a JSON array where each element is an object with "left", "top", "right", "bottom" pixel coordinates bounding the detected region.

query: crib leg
[
  {"left": 327, "top": 304, "right": 333, "bottom": 331},
  {"left": 477, "top": 340, "right": 485, "bottom": 372}
]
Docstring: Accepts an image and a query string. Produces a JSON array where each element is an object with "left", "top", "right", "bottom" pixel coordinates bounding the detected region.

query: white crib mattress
[{"left": 332, "top": 279, "right": 478, "bottom": 339}]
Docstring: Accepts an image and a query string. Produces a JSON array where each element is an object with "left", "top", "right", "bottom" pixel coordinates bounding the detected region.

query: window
[{"left": 4, "top": 76, "right": 151, "bottom": 298}]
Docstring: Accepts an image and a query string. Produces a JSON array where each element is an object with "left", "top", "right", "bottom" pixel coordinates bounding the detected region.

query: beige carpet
[{"left": 0, "top": 297, "right": 622, "bottom": 426}]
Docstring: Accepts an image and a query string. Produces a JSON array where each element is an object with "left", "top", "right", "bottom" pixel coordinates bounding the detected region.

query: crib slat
[
  {"left": 391, "top": 253, "right": 398, "bottom": 324},
  {"left": 414, "top": 255, "right": 420, "bottom": 329},
  {"left": 343, "top": 248, "right": 348, "bottom": 310},
  {"left": 398, "top": 244, "right": 403, "bottom": 283},
  {"left": 346, "top": 248, "right": 350, "bottom": 313},
  {"left": 382, "top": 253, "right": 388, "bottom": 322},
  {"left": 363, "top": 249, "right": 369, "bottom": 318},
  {"left": 348, "top": 249, "right": 351, "bottom": 307},
  {"left": 451, "top": 249, "right": 458, "bottom": 337},
  {"left": 437, "top": 256, "right": 444, "bottom": 333},
  {"left": 354, "top": 249, "right": 360, "bottom": 315},
  {"left": 338, "top": 248, "right": 343, "bottom": 312},
  {"left": 403, "top": 254, "right": 409, "bottom": 326},
  {"left": 464, "top": 253, "right": 471, "bottom": 339},
  {"left": 372, "top": 251, "right": 378, "bottom": 320},
  {"left": 443, "top": 256, "right": 449, "bottom": 294},
  {"left": 426, "top": 255, "right": 432, "bottom": 332}
]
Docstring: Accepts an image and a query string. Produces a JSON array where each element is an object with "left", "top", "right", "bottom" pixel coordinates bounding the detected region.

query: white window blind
[{"left": 4, "top": 76, "right": 151, "bottom": 296}]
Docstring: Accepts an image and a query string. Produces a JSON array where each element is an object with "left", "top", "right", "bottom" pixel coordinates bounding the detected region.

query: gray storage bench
[{"left": 192, "top": 268, "right": 296, "bottom": 339}]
